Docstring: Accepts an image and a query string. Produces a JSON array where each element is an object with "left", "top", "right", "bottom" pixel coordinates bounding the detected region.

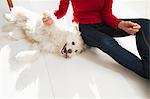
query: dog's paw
[{"left": 3, "top": 13, "right": 14, "bottom": 22}]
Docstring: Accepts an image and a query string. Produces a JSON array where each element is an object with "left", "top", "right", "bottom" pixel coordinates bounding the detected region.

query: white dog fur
[{"left": 3, "top": 7, "right": 86, "bottom": 62}]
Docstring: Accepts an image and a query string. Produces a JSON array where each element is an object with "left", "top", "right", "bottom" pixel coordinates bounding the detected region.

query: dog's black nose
[
  {"left": 72, "top": 42, "right": 75, "bottom": 45},
  {"left": 68, "top": 49, "right": 72, "bottom": 54}
]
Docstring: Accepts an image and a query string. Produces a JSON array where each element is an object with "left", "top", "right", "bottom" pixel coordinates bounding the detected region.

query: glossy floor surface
[{"left": 0, "top": 0, "right": 149, "bottom": 99}]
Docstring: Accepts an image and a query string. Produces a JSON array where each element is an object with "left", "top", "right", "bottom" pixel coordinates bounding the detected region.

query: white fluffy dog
[{"left": 3, "top": 7, "right": 86, "bottom": 62}]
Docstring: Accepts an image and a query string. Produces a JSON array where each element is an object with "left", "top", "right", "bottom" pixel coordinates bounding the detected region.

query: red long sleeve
[
  {"left": 54, "top": 0, "right": 69, "bottom": 19},
  {"left": 102, "top": 0, "right": 122, "bottom": 29},
  {"left": 54, "top": 0, "right": 122, "bottom": 29}
]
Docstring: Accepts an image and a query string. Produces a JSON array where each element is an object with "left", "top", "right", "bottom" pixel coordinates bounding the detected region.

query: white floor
[{"left": 0, "top": 0, "right": 149, "bottom": 99}]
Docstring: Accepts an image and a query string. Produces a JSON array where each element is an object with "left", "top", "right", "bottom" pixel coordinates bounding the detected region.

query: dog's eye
[
  {"left": 75, "top": 50, "right": 78, "bottom": 53},
  {"left": 68, "top": 49, "right": 72, "bottom": 54},
  {"left": 72, "top": 42, "right": 75, "bottom": 45}
]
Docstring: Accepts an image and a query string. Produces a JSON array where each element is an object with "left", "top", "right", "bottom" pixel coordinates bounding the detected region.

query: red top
[{"left": 54, "top": 0, "right": 122, "bottom": 29}]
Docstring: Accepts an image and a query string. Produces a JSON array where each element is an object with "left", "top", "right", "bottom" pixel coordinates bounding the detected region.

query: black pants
[{"left": 79, "top": 19, "right": 150, "bottom": 79}]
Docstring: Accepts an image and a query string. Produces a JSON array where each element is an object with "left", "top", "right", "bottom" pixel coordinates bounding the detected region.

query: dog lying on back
[{"left": 3, "top": 7, "right": 86, "bottom": 62}]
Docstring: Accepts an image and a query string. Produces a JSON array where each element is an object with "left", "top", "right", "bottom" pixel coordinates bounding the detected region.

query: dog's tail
[{"left": 15, "top": 50, "right": 40, "bottom": 63}]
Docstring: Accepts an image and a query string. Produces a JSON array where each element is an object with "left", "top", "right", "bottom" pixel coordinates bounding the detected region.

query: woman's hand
[
  {"left": 118, "top": 21, "right": 141, "bottom": 35},
  {"left": 42, "top": 16, "right": 54, "bottom": 26}
]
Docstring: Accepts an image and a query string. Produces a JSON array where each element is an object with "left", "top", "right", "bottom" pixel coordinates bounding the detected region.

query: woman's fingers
[
  {"left": 133, "top": 24, "right": 141, "bottom": 29},
  {"left": 42, "top": 16, "right": 53, "bottom": 26},
  {"left": 42, "top": 16, "right": 51, "bottom": 22},
  {"left": 43, "top": 17, "right": 50, "bottom": 22},
  {"left": 125, "top": 21, "right": 135, "bottom": 27},
  {"left": 129, "top": 28, "right": 139, "bottom": 32},
  {"left": 126, "top": 21, "right": 141, "bottom": 28},
  {"left": 128, "top": 28, "right": 139, "bottom": 35},
  {"left": 127, "top": 31, "right": 136, "bottom": 35}
]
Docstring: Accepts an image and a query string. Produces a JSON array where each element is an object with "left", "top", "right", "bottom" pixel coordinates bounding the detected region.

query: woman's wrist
[{"left": 118, "top": 21, "right": 125, "bottom": 30}]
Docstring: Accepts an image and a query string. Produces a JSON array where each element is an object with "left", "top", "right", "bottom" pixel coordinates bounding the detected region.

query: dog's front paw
[{"left": 3, "top": 14, "right": 14, "bottom": 22}]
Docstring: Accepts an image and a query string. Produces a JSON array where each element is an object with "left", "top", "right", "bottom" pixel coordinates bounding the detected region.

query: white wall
[{"left": 113, "top": 0, "right": 150, "bottom": 19}]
